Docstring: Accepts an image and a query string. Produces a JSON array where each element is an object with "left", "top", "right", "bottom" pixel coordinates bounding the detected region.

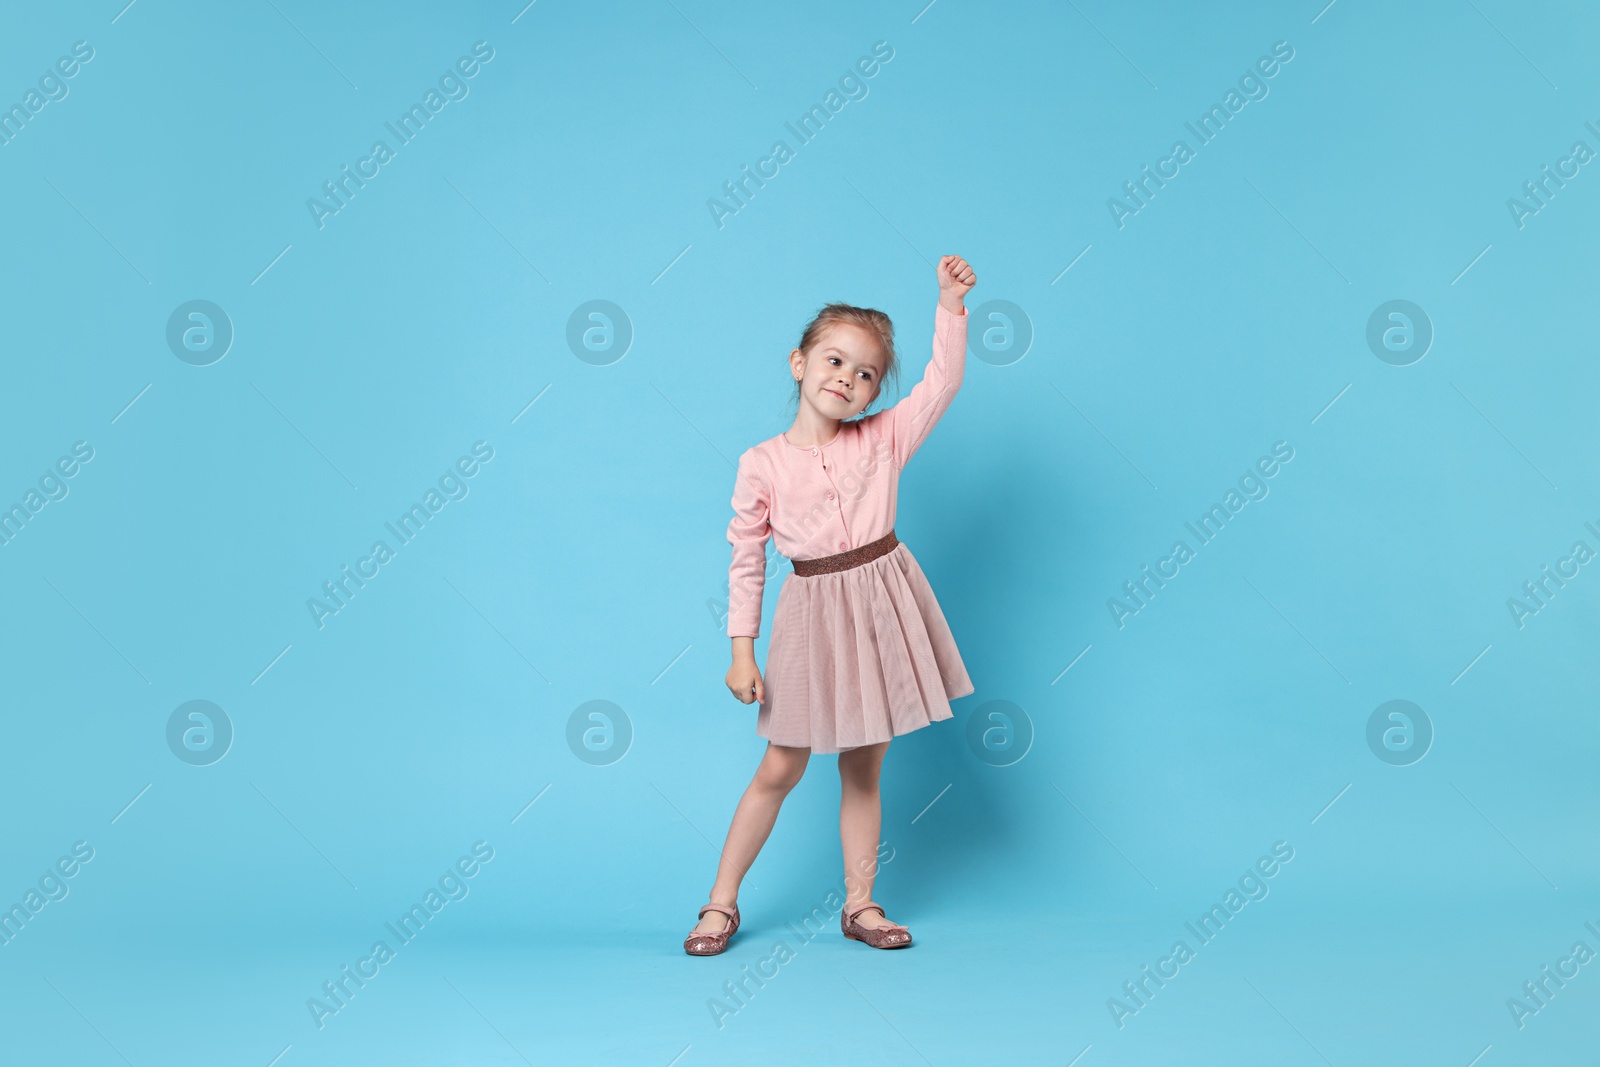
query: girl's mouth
[{"left": 825, "top": 389, "right": 847, "bottom": 401}]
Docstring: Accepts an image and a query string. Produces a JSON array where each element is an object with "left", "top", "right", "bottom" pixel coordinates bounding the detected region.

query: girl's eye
[{"left": 826, "top": 355, "right": 871, "bottom": 380}]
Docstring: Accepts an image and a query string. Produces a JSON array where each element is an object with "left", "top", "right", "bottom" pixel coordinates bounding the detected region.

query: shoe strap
[
  {"left": 845, "top": 901, "right": 908, "bottom": 931},
  {"left": 843, "top": 901, "right": 885, "bottom": 922},
  {"left": 698, "top": 902, "right": 738, "bottom": 920}
]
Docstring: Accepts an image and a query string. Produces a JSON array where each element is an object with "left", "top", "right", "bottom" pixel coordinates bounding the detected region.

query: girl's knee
[
  {"left": 757, "top": 745, "right": 809, "bottom": 792},
  {"left": 838, "top": 741, "right": 888, "bottom": 781}
]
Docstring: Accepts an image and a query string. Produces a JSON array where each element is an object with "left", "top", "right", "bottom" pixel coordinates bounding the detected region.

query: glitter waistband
[{"left": 790, "top": 529, "right": 899, "bottom": 577}]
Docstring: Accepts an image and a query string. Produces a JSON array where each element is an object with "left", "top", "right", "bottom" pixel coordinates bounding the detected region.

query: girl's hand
[
  {"left": 726, "top": 658, "right": 765, "bottom": 705},
  {"left": 937, "top": 254, "right": 976, "bottom": 311}
]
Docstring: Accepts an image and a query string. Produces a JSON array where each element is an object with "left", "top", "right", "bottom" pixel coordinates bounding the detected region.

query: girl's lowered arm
[{"left": 726, "top": 451, "right": 771, "bottom": 643}]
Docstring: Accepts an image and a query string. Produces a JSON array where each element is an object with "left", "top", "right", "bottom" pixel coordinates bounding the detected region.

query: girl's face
[{"left": 790, "top": 322, "right": 884, "bottom": 421}]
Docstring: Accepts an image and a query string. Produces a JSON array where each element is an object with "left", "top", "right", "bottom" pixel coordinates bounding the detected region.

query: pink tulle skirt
[{"left": 757, "top": 541, "right": 974, "bottom": 754}]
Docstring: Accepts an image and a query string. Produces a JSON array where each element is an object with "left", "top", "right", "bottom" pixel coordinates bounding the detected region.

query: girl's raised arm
[
  {"left": 872, "top": 303, "right": 966, "bottom": 470},
  {"left": 869, "top": 255, "right": 976, "bottom": 469}
]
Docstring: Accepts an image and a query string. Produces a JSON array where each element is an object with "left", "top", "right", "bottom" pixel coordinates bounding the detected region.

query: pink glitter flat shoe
[
  {"left": 683, "top": 902, "right": 739, "bottom": 956},
  {"left": 841, "top": 901, "right": 912, "bottom": 949}
]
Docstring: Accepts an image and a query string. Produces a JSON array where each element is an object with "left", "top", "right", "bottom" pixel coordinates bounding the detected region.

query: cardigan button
[
  {"left": 826, "top": 491, "right": 835, "bottom": 500},
  {"left": 838, "top": 541, "right": 847, "bottom": 549},
  {"left": 811, "top": 447, "right": 818, "bottom": 456}
]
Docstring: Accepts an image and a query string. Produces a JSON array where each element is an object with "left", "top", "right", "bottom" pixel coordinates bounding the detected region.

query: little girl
[{"left": 684, "top": 255, "right": 978, "bottom": 955}]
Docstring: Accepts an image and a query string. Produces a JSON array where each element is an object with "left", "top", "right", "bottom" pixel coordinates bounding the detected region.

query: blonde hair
[{"left": 791, "top": 303, "right": 900, "bottom": 414}]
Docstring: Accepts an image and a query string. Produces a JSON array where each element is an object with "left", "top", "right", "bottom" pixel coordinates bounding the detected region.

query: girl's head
[{"left": 788, "top": 303, "right": 900, "bottom": 422}]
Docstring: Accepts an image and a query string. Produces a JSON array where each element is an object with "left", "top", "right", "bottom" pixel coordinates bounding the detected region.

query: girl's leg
[
  {"left": 838, "top": 739, "right": 896, "bottom": 929},
  {"left": 691, "top": 742, "right": 811, "bottom": 935}
]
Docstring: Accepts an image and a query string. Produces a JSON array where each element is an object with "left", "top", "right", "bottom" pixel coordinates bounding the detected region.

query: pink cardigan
[{"left": 726, "top": 303, "right": 968, "bottom": 639}]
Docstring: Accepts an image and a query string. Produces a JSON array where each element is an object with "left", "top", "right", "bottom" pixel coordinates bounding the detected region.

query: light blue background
[{"left": 1, "top": 0, "right": 1597, "bottom": 1063}]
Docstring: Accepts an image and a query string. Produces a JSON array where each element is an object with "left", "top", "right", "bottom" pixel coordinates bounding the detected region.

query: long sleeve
[
  {"left": 726, "top": 450, "right": 772, "bottom": 639},
  {"left": 871, "top": 303, "right": 968, "bottom": 469}
]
